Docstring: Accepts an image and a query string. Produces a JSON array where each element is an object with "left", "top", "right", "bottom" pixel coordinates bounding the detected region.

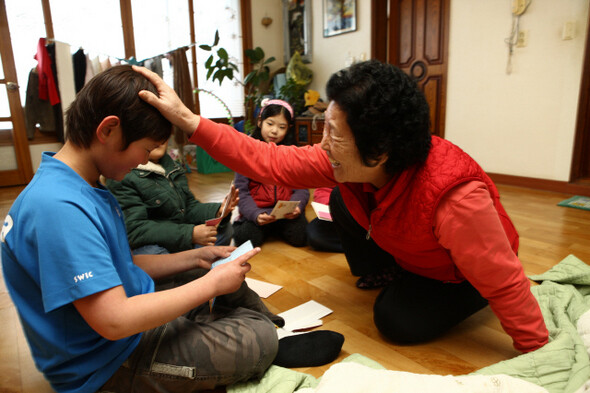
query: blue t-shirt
[{"left": 1, "top": 152, "right": 154, "bottom": 393}]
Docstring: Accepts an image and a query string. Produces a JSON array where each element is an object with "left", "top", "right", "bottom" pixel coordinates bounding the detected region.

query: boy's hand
[
  {"left": 192, "top": 224, "right": 217, "bottom": 246},
  {"left": 256, "top": 213, "right": 276, "bottom": 226},
  {"left": 190, "top": 246, "right": 235, "bottom": 269},
  {"left": 132, "top": 65, "right": 200, "bottom": 135},
  {"left": 203, "top": 247, "right": 260, "bottom": 295},
  {"left": 284, "top": 206, "right": 302, "bottom": 220}
]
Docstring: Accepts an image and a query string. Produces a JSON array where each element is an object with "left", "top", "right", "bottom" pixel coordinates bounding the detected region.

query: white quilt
[{"left": 295, "top": 362, "right": 548, "bottom": 393}]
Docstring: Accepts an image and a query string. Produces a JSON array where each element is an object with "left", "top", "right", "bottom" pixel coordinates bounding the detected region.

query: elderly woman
[{"left": 134, "top": 60, "right": 548, "bottom": 353}]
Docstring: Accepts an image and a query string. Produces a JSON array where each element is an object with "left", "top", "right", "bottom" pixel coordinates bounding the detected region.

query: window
[
  {"left": 193, "top": 0, "right": 245, "bottom": 119},
  {"left": 132, "top": 0, "right": 245, "bottom": 119},
  {"left": 51, "top": 1, "right": 125, "bottom": 60},
  {"left": 5, "top": 0, "right": 46, "bottom": 107},
  {"left": 6, "top": 0, "right": 246, "bottom": 122}
]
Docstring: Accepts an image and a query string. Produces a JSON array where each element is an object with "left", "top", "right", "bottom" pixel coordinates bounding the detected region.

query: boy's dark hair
[
  {"left": 65, "top": 65, "right": 172, "bottom": 149},
  {"left": 251, "top": 104, "right": 296, "bottom": 146},
  {"left": 326, "top": 59, "right": 432, "bottom": 175}
]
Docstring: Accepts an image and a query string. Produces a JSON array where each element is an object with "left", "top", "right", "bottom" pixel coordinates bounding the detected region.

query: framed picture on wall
[
  {"left": 323, "top": 0, "right": 357, "bottom": 37},
  {"left": 283, "top": 0, "right": 312, "bottom": 64}
]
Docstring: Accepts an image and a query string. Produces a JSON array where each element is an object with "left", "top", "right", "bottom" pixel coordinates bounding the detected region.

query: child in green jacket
[{"left": 106, "top": 139, "right": 237, "bottom": 254}]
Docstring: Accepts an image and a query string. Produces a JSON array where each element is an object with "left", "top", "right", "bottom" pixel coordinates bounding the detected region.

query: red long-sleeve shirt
[{"left": 191, "top": 117, "right": 548, "bottom": 352}]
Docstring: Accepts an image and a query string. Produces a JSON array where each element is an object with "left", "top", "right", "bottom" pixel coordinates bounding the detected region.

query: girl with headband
[{"left": 232, "top": 99, "right": 310, "bottom": 248}]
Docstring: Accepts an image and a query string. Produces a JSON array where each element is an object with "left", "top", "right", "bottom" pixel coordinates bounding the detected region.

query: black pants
[
  {"left": 233, "top": 214, "right": 308, "bottom": 248},
  {"left": 306, "top": 218, "right": 344, "bottom": 253},
  {"left": 329, "top": 187, "right": 488, "bottom": 344}
]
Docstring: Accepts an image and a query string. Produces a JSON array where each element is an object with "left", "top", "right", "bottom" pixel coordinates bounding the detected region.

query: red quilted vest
[
  {"left": 338, "top": 136, "right": 519, "bottom": 282},
  {"left": 248, "top": 180, "right": 293, "bottom": 208}
]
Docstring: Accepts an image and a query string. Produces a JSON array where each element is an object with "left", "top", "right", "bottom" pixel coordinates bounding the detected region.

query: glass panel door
[{"left": 0, "top": 0, "right": 33, "bottom": 186}]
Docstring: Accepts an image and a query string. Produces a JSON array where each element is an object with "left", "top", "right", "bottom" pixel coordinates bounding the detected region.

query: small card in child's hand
[
  {"left": 211, "top": 240, "right": 253, "bottom": 269},
  {"left": 205, "top": 181, "right": 234, "bottom": 227},
  {"left": 270, "top": 200, "right": 300, "bottom": 219},
  {"left": 210, "top": 240, "right": 254, "bottom": 310}
]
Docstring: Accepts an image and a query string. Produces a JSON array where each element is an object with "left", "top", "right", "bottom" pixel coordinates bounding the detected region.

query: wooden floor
[{"left": 1, "top": 170, "right": 590, "bottom": 392}]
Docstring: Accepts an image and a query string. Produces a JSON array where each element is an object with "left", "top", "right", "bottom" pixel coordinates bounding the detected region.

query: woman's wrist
[{"left": 180, "top": 111, "right": 200, "bottom": 137}]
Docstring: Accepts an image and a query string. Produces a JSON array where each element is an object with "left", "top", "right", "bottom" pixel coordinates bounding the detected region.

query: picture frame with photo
[
  {"left": 283, "top": 0, "right": 312, "bottom": 63},
  {"left": 323, "top": 0, "right": 357, "bottom": 37}
]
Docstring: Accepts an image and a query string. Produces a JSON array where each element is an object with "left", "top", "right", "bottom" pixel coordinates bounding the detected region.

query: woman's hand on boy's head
[{"left": 132, "top": 65, "right": 200, "bottom": 135}]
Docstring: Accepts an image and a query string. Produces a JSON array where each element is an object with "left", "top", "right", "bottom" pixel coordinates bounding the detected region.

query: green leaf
[
  {"left": 244, "top": 48, "right": 257, "bottom": 60},
  {"left": 254, "top": 47, "right": 264, "bottom": 59},
  {"left": 213, "top": 30, "right": 220, "bottom": 46},
  {"left": 199, "top": 44, "right": 212, "bottom": 51},
  {"left": 205, "top": 55, "right": 213, "bottom": 69},
  {"left": 218, "top": 48, "right": 228, "bottom": 61},
  {"left": 213, "top": 71, "right": 223, "bottom": 85},
  {"left": 263, "top": 56, "right": 276, "bottom": 65},
  {"left": 207, "top": 67, "right": 214, "bottom": 80},
  {"left": 244, "top": 71, "right": 256, "bottom": 84}
]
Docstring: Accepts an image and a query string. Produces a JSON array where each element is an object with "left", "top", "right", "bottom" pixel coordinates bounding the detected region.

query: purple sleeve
[
  {"left": 291, "top": 188, "right": 310, "bottom": 212},
  {"left": 234, "top": 172, "right": 268, "bottom": 222}
]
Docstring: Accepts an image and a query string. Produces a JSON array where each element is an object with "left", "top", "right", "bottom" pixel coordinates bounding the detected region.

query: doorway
[{"left": 0, "top": 0, "right": 33, "bottom": 186}]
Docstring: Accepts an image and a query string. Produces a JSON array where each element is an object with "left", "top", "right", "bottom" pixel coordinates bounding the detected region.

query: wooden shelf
[{"left": 294, "top": 116, "right": 325, "bottom": 146}]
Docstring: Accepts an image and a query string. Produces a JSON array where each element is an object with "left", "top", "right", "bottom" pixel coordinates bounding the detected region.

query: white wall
[
  {"left": 306, "top": 0, "right": 371, "bottom": 97},
  {"left": 250, "top": 0, "right": 285, "bottom": 74},
  {"left": 445, "top": 0, "right": 588, "bottom": 181},
  {"left": 252, "top": 0, "right": 371, "bottom": 98},
  {"left": 253, "top": 1, "right": 588, "bottom": 182}
]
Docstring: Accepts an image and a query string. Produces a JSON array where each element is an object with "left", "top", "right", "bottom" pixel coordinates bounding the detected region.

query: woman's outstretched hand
[{"left": 132, "top": 65, "right": 200, "bottom": 136}]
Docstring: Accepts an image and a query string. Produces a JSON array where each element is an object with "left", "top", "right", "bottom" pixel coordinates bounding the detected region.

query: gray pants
[{"left": 99, "top": 269, "right": 279, "bottom": 392}]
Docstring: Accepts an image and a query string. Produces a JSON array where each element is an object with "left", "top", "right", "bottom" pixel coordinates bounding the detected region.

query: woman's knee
[{"left": 373, "top": 287, "right": 440, "bottom": 344}]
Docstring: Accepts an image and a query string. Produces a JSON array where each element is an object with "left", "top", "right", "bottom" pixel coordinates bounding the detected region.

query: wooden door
[
  {"left": 372, "top": 0, "right": 450, "bottom": 138},
  {"left": 570, "top": 8, "right": 590, "bottom": 184},
  {"left": 0, "top": 0, "right": 33, "bottom": 186}
]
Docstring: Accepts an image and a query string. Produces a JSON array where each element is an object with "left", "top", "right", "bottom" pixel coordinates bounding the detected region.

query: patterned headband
[{"left": 260, "top": 98, "right": 294, "bottom": 118}]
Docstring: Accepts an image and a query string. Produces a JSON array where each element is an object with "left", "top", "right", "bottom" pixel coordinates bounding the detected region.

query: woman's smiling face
[{"left": 320, "top": 101, "right": 390, "bottom": 187}]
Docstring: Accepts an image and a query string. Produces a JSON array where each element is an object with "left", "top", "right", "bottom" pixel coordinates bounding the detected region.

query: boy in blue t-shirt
[{"left": 0, "top": 65, "right": 281, "bottom": 393}]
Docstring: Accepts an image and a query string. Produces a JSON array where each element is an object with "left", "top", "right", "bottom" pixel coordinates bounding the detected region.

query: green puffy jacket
[{"left": 106, "top": 153, "right": 230, "bottom": 252}]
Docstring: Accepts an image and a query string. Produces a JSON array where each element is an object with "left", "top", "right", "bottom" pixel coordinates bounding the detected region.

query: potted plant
[{"left": 199, "top": 30, "right": 275, "bottom": 133}]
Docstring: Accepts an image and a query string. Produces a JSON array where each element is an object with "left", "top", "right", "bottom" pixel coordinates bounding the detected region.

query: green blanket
[
  {"left": 474, "top": 254, "right": 590, "bottom": 393},
  {"left": 229, "top": 255, "right": 590, "bottom": 393}
]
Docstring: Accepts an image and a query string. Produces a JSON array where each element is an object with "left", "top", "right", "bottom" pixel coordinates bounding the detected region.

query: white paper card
[
  {"left": 206, "top": 181, "right": 234, "bottom": 227},
  {"left": 278, "top": 300, "right": 333, "bottom": 332},
  {"left": 311, "top": 201, "right": 333, "bottom": 221},
  {"left": 270, "top": 200, "right": 300, "bottom": 219},
  {"left": 245, "top": 277, "right": 282, "bottom": 298},
  {"left": 211, "top": 240, "right": 253, "bottom": 268}
]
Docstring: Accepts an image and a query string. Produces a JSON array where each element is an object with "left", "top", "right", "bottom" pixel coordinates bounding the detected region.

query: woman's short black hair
[
  {"left": 326, "top": 59, "right": 432, "bottom": 175},
  {"left": 65, "top": 65, "right": 172, "bottom": 149},
  {"left": 251, "top": 104, "right": 296, "bottom": 146}
]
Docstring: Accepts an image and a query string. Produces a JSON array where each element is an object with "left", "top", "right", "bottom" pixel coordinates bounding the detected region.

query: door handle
[
  {"left": 6, "top": 81, "right": 19, "bottom": 90},
  {"left": 410, "top": 61, "right": 426, "bottom": 81}
]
